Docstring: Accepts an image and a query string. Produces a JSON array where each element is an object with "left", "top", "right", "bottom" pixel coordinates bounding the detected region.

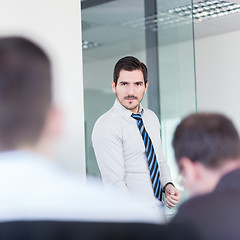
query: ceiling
[
  {"left": 81, "top": 0, "right": 240, "bottom": 61},
  {"left": 193, "top": 0, "right": 240, "bottom": 38}
]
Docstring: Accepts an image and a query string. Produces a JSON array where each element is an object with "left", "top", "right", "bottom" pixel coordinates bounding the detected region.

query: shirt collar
[{"left": 113, "top": 99, "right": 144, "bottom": 120}]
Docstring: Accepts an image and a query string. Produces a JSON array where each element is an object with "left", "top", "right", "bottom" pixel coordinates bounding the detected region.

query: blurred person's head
[
  {"left": 0, "top": 36, "right": 61, "bottom": 155},
  {"left": 172, "top": 112, "right": 240, "bottom": 197}
]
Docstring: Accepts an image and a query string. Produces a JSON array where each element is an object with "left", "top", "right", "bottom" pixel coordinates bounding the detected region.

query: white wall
[
  {"left": 0, "top": 0, "right": 86, "bottom": 176},
  {"left": 195, "top": 30, "right": 240, "bottom": 133}
]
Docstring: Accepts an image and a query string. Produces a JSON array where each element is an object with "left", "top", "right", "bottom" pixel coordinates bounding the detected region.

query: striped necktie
[{"left": 131, "top": 113, "right": 162, "bottom": 201}]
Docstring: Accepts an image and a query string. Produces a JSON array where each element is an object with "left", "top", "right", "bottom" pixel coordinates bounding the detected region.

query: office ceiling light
[
  {"left": 82, "top": 40, "right": 101, "bottom": 50},
  {"left": 169, "top": 0, "right": 240, "bottom": 22},
  {"left": 122, "top": 12, "right": 191, "bottom": 31},
  {"left": 121, "top": 0, "right": 240, "bottom": 30}
]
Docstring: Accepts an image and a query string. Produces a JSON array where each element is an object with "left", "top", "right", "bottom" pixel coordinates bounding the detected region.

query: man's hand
[{"left": 164, "top": 184, "right": 181, "bottom": 208}]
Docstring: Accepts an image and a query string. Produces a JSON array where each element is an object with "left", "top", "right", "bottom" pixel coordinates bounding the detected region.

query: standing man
[
  {"left": 92, "top": 56, "right": 181, "bottom": 209},
  {"left": 171, "top": 112, "right": 240, "bottom": 240}
]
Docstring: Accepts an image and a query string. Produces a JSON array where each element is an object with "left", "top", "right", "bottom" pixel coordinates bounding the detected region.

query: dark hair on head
[
  {"left": 172, "top": 113, "right": 240, "bottom": 167},
  {"left": 0, "top": 36, "right": 52, "bottom": 149},
  {"left": 113, "top": 56, "right": 148, "bottom": 86}
]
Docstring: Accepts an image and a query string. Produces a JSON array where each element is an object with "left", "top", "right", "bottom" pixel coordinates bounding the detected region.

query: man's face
[
  {"left": 178, "top": 158, "right": 218, "bottom": 197},
  {"left": 112, "top": 69, "right": 148, "bottom": 114}
]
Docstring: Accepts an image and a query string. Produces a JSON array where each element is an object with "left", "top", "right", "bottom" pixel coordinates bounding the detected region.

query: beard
[{"left": 116, "top": 94, "right": 144, "bottom": 113}]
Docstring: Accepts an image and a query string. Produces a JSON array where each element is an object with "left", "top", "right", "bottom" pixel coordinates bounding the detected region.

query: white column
[{"left": 0, "top": 0, "right": 86, "bottom": 177}]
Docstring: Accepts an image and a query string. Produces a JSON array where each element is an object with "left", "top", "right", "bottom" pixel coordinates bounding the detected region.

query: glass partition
[{"left": 156, "top": 0, "right": 197, "bottom": 217}]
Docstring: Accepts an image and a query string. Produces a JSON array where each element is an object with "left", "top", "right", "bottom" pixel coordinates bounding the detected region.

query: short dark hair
[
  {"left": 113, "top": 56, "right": 148, "bottom": 86},
  {"left": 0, "top": 36, "right": 52, "bottom": 149},
  {"left": 172, "top": 113, "right": 240, "bottom": 167}
]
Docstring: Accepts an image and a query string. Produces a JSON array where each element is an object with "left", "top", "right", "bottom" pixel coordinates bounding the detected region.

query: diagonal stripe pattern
[{"left": 131, "top": 113, "right": 162, "bottom": 201}]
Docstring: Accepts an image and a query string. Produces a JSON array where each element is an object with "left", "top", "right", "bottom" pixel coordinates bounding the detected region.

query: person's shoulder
[
  {"left": 176, "top": 194, "right": 208, "bottom": 210},
  {"left": 94, "top": 107, "right": 120, "bottom": 128},
  {"left": 172, "top": 192, "right": 215, "bottom": 224},
  {"left": 171, "top": 190, "right": 238, "bottom": 240},
  {"left": 92, "top": 107, "right": 122, "bottom": 141}
]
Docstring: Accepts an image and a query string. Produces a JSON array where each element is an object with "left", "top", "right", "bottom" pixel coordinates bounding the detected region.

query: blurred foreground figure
[
  {"left": 171, "top": 112, "right": 240, "bottom": 240},
  {"left": 0, "top": 36, "right": 163, "bottom": 223}
]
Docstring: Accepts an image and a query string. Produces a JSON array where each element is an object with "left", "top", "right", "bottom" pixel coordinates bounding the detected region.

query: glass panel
[{"left": 157, "top": 0, "right": 196, "bottom": 217}]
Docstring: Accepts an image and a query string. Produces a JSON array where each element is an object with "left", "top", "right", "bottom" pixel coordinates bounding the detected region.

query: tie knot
[{"left": 131, "top": 113, "right": 142, "bottom": 121}]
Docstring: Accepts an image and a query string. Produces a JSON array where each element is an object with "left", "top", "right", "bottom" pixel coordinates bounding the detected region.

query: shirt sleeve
[{"left": 92, "top": 118, "right": 129, "bottom": 195}]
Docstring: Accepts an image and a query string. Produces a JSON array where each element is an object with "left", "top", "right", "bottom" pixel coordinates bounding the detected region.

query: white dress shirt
[
  {"left": 92, "top": 100, "right": 172, "bottom": 208},
  {"left": 0, "top": 150, "right": 164, "bottom": 223}
]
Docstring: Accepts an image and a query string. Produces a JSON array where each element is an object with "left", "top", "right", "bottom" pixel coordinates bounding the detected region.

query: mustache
[{"left": 124, "top": 95, "right": 138, "bottom": 100}]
